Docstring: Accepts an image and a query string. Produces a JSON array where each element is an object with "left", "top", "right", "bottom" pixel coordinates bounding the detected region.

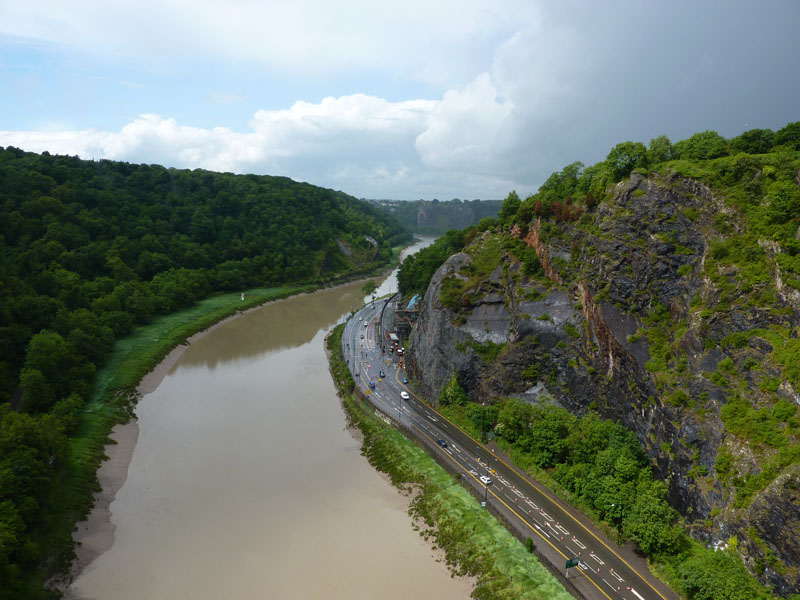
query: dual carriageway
[{"left": 341, "top": 298, "right": 675, "bottom": 600}]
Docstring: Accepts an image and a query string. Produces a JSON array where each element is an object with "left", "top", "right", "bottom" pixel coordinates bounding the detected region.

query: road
[{"left": 341, "top": 299, "right": 676, "bottom": 600}]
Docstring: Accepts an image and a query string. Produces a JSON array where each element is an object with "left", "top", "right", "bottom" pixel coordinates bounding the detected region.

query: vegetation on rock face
[
  {"left": 404, "top": 122, "right": 800, "bottom": 598},
  {"left": 397, "top": 228, "right": 470, "bottom": 295},
  {"left": 0, "top": 147, "right": 410, "bottom": 597}
]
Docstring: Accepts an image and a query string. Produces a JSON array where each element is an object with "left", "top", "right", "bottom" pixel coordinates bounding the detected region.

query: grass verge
[{"left": 326, "top": 325, "right": 573, "bottom": 600}]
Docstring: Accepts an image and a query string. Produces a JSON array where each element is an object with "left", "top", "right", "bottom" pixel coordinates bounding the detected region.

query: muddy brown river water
[{"left": 67, "top": 238, "right": 472, "bottom": 599}]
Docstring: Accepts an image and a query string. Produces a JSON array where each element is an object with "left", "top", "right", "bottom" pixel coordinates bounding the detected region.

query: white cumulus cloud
[
  {"left": 415, "top": 74, "right": 514, "bottom": 173},
  {"left": 0, "top": 92, "right": 520, "bottom": 198}
]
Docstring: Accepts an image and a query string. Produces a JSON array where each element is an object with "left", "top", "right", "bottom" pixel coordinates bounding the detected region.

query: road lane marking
[
  {"left": 403, "top": 420, "right": 612, "bottom": 600},
  {"left": 348, "top": 326, "right": 612, "bottom": 598},
  {"left": 555, "top": 524, "right": 569, "bottom": 536},
  {"left": 590, "top": 552, "right": 605, "bottom": 566},
  {"left": 602, "top": 578, "right": 617, "bottom": 593},
  {"left": 630, "top": 588, "right": 646, "bottom": 600},
  {"left": 412, "top": 397, "right": 669, "bottom": 600},
  {"left": 571, "top": 537, "right": 587, "bottom": 550}
]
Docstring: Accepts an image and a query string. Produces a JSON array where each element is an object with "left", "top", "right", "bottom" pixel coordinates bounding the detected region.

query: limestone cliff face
[{"left": 408, "top": 173, "right": 800, "bottom": 595}]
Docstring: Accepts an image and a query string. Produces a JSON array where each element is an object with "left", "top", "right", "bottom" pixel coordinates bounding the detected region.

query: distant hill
[{"left": 371, "top": 198, "right": 502, "bottom": 235}]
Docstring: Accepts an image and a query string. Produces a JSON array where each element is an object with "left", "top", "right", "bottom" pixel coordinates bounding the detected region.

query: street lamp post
[{"left": 483, "top": 480, "right": 492, "bottom": 507}]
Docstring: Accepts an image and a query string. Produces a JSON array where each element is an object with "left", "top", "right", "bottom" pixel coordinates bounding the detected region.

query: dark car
[
  {"left": 379, "top": 370, "right": 385, "bottom": 378},
  {"left": 402, "top": 377, "right": 408, "bottom": 384},
  {"left": 436, "top": 439, "right": 447, "bottom": 448}
]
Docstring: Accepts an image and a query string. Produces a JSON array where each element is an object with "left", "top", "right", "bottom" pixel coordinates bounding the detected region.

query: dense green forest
[
  {"left": 371, "top": 198, "right": 502, "bottom": 234},
  {"left": 0, "top": 147, "right": 410, "bottom": 597},
  {"left": 400, "top": 121, "right": 800, "bottom": 600}
]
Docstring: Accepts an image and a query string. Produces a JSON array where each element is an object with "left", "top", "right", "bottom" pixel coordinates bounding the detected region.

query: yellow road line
[
  {"left": 408, "top": 420, "right": 612, "bottom": 600},
  {"left": 403, "top": 383, "right": 667, "bottom": 600}
]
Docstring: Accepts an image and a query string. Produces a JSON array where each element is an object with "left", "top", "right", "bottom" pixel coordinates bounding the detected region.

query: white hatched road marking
[
  {"left": 590, "top": 552, "right": 605, "bottom": 566},
  {"left": 630, "top": 588, "right": 646, "bottom": 600},
  {"left": 571, "top": 537, "right": 587, "bottom": 550}
]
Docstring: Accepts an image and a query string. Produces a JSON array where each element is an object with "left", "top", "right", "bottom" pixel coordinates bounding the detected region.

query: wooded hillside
[{"left": 0, "top": 147, "right": 410, "bottom": 597}]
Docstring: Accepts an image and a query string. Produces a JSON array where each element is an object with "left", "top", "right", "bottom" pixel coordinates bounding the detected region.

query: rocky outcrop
[{"left": 408, "top": 173, "right": 800, "bottom": 595}]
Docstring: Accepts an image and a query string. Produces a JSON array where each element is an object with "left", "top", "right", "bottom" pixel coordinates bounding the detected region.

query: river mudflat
[{"left": 66, "top": 240, "right": 471, "bottom": 599}]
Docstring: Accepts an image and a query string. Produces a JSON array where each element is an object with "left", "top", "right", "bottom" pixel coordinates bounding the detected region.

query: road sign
[{"left": 565, "top": 557, "right": 580, "bottom": 569}]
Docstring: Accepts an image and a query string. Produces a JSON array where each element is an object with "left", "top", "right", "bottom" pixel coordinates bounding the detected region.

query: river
[{"left": 66, "top": 237, "right": 472, "bottom": 599}]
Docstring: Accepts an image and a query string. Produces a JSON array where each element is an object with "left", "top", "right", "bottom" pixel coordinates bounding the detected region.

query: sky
[{"left": 1, "top": 0, "right": 799, "bottom": 200}]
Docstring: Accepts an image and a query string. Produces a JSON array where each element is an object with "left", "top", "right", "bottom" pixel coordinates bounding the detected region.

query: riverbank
[
  {"left": 52, "top": 284, "right": 314, "bottom": 593},
  {"left": 49, "top": 247, "right": 412, "bottom": 593},
  {"left": 325, "top": 325, "right": 573, "bottom": 600}
]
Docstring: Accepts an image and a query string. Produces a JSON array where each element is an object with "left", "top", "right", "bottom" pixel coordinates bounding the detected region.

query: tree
[
  {"left": 22, "top": 331, "right": 74, "bottom": 408},
  {"left": 439, "top": 375, "right": 468, "bottom": 407},
  {"left": 18, "top": 368, "right": 53, "bottom": 414},
  {"left": 728, "top": 128, "right": 774, "bottom": 155},
  {"left": 606, "top": 141, "right": 648, "bottom": 182},
  {"left": 362, "top": 280, "right": 378, "bottom": 304},
  {"left": 773, "top": 121, "right": 800, "bottom": 149},
  {"left": 766, "top": 180, "right": 800, "bottom": 224},
  {"left": 647, "top": 135, "right": 675, "bottom": 164},
  {"left": 499, "top": 191, "right": 521, "bottom": 224},
  {"left": 621, "top": 478, "right": 682, "bottom": 555},
  {"left": 674, "top": 130, "right": 728, "bottom": 160}
]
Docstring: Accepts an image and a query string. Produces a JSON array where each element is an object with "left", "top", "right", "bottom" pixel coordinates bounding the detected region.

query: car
[
  {"left": 436, "top": 439, "right": 448, "bottom": 448},
  {"left": 479, "top": 475, "right": 492, "bottom": 485},
  {"left": 379, "top": 370, "right": 385, "bottom": 378},
  {"left": 364, "top": 322, "right": 368, "bottom": 327},
  {"left": 402, "top": 377, "right": 408, "bottom": 384},
  {"left": 397, "top": 349, "right": 404, "bottom": 355},
  {"left": 360, "top": 334, "right": 364, "bottom": 339},
  {"left": 400, "top": 391, "right": 409, "bottom": 400}
]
